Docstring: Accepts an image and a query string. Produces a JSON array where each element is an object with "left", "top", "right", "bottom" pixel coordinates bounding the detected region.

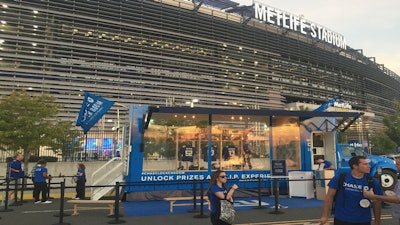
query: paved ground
[{"left": 0, "top": 197, "right": 399, "bottom": 225}]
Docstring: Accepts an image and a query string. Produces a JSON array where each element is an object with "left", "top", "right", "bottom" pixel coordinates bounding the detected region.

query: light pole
[{"left": 113, "top": 103, "right": 129, "bottom": 159}]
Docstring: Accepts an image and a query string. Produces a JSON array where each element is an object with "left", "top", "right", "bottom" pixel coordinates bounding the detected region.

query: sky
[{"left": 234, "top": 0, "right": 400, "bottom": 76}]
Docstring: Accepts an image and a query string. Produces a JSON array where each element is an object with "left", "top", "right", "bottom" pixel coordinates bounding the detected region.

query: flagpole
[{"left": 84, "top": 133, "right": 88, "bottom": 161}]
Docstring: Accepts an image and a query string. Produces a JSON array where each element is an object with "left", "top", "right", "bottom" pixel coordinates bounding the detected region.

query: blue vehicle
[
  {"left": 309, "top": 96, "right": 398, "bottom": 190},
  {"left": 310, "top": 130, "right": 398, "bottom": 190},
  {"left": 336, "top": 144, "right": 398, "bottom": 190}
]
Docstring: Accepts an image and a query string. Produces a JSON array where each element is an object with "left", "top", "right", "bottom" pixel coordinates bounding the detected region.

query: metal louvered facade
[{"left": 0, "top": 0, "right": 399, "bottom": 132}]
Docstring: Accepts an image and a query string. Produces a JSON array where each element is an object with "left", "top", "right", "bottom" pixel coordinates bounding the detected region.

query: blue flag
[{"left": 76, "top": 91, "right": 114, "bottom": 134}]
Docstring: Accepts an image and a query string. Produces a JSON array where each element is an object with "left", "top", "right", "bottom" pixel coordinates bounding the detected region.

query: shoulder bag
[{"left": 219, "top": 199, "right": 235, "bottom": 224}]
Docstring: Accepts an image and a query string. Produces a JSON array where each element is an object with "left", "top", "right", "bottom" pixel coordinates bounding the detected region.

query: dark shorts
[
  {"left": 8, "top": 179, "right": 18, "bottom": 186},
  {"left": 334, "top": 218, "right": 371, "bottom": 225}
]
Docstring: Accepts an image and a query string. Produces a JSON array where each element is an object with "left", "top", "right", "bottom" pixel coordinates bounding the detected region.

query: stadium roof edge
[{"left": 149, "top": 106, "right": 363, "bottom": 119}]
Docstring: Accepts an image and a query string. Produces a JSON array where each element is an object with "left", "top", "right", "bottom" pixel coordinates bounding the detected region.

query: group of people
[
  {"left": 319, "top": 155, "right": 383, "bottom": 225},
  {"left": 208, "top": 155, "right": 400, "bottom": 225},
  {"left": 7, "top": 152, "right": 400, "bottom": 225},
  {"left": 318, "top": 155, "right": 400, "bottom": 225},
  {"left": 6, "top": 152, "right": 86, "bottom": 204}
]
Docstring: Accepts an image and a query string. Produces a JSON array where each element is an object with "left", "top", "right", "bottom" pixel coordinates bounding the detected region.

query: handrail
[
  {"left": 90, "top": 157, "right": 124, "bottom": 199},
  {"left": 92, "top": 163, "right": 123, "bottom": 186},
  {"left": 91, "top": 157, "right": 122, "bottom": 182}
]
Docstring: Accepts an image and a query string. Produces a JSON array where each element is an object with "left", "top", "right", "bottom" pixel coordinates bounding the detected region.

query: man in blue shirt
[
  {"left": 319, "top": 156, "right": 382, "bottom": 225},
  {"left": 315, "top": 158, "right": 334, "bottom": 170},
  {"left": 7, "top": 152, "right": 25, "bottom": 200},
  {"left": 33, "top": 159, "right": 52, "bottom": 204}
]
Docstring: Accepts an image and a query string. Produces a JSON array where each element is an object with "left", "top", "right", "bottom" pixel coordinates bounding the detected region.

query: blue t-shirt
[
  {"left": 9, "top": 159, "right": 24, "bottom": 178},
  {"left": 76, "top": 169, "right": 86, "bottom": 182},
  {"left": 328, "top": 173, "right": 383, "bottom": 223},
  {"left": 210, "top": 184, "right": 227, "bottom": 213},
  {"left": 33, "top": 165, "right": 48, "bottom": 183},
  {"left": 323, "top": 160, "right": 333, "bottom": 169}
]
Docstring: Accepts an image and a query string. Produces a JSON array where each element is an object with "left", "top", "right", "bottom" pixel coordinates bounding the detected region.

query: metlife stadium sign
[{"left": 253, "top": 2, "right": 347, "bottom": 50}]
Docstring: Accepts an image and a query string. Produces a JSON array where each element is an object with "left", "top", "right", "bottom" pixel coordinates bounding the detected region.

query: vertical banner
[{"left": 76, "top": 91, "right": 114, "bottom": 134}]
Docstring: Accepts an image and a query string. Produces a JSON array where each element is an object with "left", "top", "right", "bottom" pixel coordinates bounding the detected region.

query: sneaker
[
  {"left": 34, "top": 201, "right": 41, "bottom": 204},
  {"left": 72, "top": 197, "right": 80, "bottom": 200},
  {"left": 41, "top": 200, "right": 52, "bottom": 204}
]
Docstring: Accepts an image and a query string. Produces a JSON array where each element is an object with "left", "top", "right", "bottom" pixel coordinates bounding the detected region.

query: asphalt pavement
[{"left": 0, "top": 197, "right": 399, "bottom": 225}]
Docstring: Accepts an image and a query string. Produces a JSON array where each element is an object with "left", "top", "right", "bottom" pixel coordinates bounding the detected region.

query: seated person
[{"left": 315, "top": 158, "right": 334, "bottom": 170}]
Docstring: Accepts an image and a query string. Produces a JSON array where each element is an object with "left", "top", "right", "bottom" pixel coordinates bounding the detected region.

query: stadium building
[{"left": 1, "top": 0, "right": 400, "bottom": 139}]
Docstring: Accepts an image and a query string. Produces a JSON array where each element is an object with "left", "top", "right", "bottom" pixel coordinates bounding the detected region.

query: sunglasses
[{"left": 219, "top": 175, "right": 226, "bottom": 178}]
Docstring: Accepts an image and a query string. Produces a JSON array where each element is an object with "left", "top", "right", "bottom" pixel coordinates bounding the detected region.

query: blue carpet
[{"left": 123, "top": 196, "right": 323, "bottom": 217}]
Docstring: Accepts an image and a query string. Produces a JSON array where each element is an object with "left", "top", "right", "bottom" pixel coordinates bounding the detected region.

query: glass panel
[
  {"left": 272, "top": 116, "right": 300, "bottom": 170},
  {"left": 143, "top": 113, "right": 208, "bottom": 171},
  {"left": 142, "top": 112, "right": 270, "bottom": 172},
  {"left": 212, "top": 115, "right": 270, "bottom": 170}
]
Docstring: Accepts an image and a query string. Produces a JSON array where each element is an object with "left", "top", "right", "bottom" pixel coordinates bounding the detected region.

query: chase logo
[{"left": 343, "top": 182, "right": 363, "bottom": 191}]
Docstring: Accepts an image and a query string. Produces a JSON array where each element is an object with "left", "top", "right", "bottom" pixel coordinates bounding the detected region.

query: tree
[
  {"left": 0, "top": 90, "right": 72, "bottom": 173},
  {"left": 383, "top": 101, "right": 400, "bottom": 147},
  {"left": 47, "top": 124, "right": 83, "bottom": 160},
  {"left": 370, "top": 128, "right": 397, "bottom": 155}
]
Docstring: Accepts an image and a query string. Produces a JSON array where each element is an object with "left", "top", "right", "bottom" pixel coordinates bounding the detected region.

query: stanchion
[
  {"left": 188, "top": 179, "right": 198, "bottom": 213},
  {"left": 254, "top": 178, "right": 266, "bottom": 209},
  {"left": 53, "top": 181, "right": 70, "bottom": 225},
  {"left": 9, "top": 178, "right": 22, "bottom": 206},
  {"left": 0, "top": 178, "right": 14, "bottom": 212},
  {"left": 47, "top": 176, "right": 54, "bottom": 200},
  {"left": 269, "top": 179, "right": 284, "bottom": 214},
  {"left": 54, "top": 180, "right": 71, "bottom": 218},
  {"left": 19, "top": 177, "right": 28, "bottom": 203},
  {"left": 193, "top": 181, "right": 208, "bottom": 219},
  {"left": 108, "top": 182, "right": 125, "bottom": 224}
]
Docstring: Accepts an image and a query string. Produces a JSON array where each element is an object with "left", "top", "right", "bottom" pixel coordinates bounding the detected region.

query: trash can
[{"left": 288, "top": 171, "right": 314, "bottom": 199}]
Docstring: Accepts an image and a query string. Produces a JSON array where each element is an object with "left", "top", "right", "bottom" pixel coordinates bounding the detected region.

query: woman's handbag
[
  {"left": 71, "top": 176, "right": 78, "bottom": 184},
  {"left": 219, "top": 200, "right": 235, "bottom": 224}
]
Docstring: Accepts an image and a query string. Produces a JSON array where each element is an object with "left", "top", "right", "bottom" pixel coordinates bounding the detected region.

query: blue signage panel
[{"left": 270, "top": 160, "right": 287, "bottom": 176}]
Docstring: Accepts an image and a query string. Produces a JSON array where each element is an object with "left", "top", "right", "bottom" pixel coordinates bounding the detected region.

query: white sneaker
[
  {"left": 34, "top": 201, "right": 41, "bottom": 204},
  {"left": 72, "top": 197, "right": 80, "bottom": 200},
  {"left": 41, "top": 200, "right": 52, "bottom": 204}
]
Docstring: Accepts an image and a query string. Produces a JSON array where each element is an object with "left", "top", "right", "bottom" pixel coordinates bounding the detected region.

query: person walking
[
  {"left": 363, "top": 157, "right": 400, "bottom": 224},
  {"left": 72, "top": 163, "right": 86, "bottom": 200},
  {"left": 207, "top": 170, "right": 238, "bottom": 225},
  {"left": 319, "top": 155, "right": 382, "bottom": 225},
  {"left": 33, "top": 159, "right": 52, "bottom": 204},
  {"left": 7, "top": 152, "right": 25, "bottom": 200}
]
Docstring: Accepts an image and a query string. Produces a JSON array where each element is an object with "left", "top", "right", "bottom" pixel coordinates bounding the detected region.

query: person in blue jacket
[
  {"left": 7, "top": 152, "right": 25, "bottom": 200},
  {"left": 72, "top": 163, "right": 86, "bottom": 200},
  {"left": 315, "top": 157, "right": 334, "bottom": 170},
  {"left": 33, "top": 159, "right": 52, "bottom": 204},
  {"left": 207, "top": 170, "right": 238, "bottom": 225}
]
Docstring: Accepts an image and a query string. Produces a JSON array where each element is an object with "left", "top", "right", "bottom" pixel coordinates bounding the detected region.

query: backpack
[{"left": 331, "top": 172, "right": 374, "bottom": 215}]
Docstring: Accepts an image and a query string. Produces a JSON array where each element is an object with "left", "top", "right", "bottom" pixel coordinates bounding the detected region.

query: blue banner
[{"left": 76, "top": 91, "right": 114, "bottom": 134}]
